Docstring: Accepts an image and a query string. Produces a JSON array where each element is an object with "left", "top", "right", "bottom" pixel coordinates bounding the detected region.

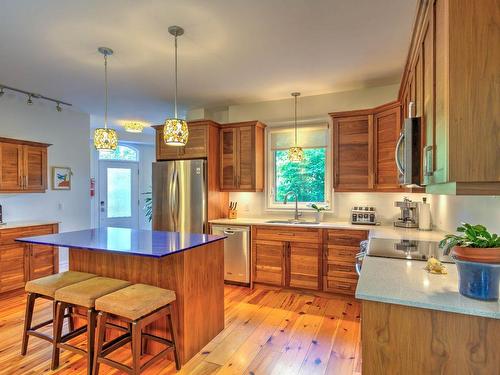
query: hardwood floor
[{"left": 0, "top": 285, "right": 361, "bottom": 375}]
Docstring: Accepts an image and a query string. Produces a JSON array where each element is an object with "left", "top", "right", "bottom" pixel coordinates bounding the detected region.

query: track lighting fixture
[{"left": 0, "top": 83, "right": 71, "bottom": 111}]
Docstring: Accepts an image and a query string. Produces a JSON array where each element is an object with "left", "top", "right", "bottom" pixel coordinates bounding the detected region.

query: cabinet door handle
[
  {"left": 24, "top": 175, "right": 28, "bottom": 188},
  {"left": 337, "top": 283, "right": 351, "bottom": 290},
  {"left": 19, "top": 176, "right": 23, "bottom": 188}
]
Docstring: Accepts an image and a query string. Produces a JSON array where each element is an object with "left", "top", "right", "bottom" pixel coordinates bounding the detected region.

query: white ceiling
[{"left": 0, "top": 0, "right": 416, "bottom": 130}]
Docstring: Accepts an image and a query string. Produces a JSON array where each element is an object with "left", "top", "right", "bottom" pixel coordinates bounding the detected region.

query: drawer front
[
  {"left": 326, "top": 260, "right": 358, "bottom": 280},
  {"left": 0, "top": 225, "right": 54, "bottom": 245},
  {"left": 325, "top": 229, "right": 368, "bottom": 247},
  {"left": 326, "top": 245, "right": 359, "bottom": 263},
  {"left": 323, "top": 276, "right": 357, "bottom": 295},
  {"left": 254, "top": 226, "right": 320, "bottom": 244}
]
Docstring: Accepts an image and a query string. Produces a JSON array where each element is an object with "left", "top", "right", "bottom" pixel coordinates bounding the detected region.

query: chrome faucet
[{"left": 284, "top": 191, "right": 301, "bottom": 222}]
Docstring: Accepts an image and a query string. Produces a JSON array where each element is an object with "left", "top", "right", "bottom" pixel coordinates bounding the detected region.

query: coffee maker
[{"left": 394, "top": 197, "right": 419, "bottom": 228}]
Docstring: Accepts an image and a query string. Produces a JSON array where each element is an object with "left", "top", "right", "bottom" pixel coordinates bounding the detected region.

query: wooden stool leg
[
  {"left": 67, "top": 306, "right": 74, "bottom": 332},
  {"left": 21, "top": 293, "right": 37, "bottom": 356},
  {"left": 93, "top": 311, "right": 107, "bottom": 375},
  {"left": 131, "top": 321, "right": 142, "bottom": 375},
  {"left": 86, "top": 309, "right": 96, "bottom": 375},
  {"left": 51, "top": 301, "right": 66, "bottom": 370},
  {"left": 166, "top": 305, "right": 181, "bottom": 371}
]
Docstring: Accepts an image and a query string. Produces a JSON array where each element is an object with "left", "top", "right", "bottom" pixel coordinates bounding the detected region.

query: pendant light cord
[
  {"left": 174, "top": 34, "right": 178, "bottom": 119},
  {"left": 294, "top": 94, "right": 298, "bottom": 146},
  {"left": 104, "top": 53, "right": 108, "bottom": 129}
]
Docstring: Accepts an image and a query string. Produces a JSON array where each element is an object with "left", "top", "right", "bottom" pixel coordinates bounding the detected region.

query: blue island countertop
[{"left": 16, "top": 227, "right": 226, "bottom": 258}]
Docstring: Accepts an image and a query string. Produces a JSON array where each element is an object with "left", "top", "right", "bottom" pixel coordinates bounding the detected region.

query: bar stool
[
  {"left": 52, "top": 276, "right": 131, "bottom": 375},
  {"left": 21, "top": 271, "right": 97, "bottom": 355},
  {"left": 93, "top": 283, "right": 180, "bottom": 374}
]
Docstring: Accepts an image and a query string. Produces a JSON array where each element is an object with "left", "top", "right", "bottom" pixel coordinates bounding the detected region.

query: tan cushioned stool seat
[
  {"left": 55, "top": 277, "right": 131, "bottom": 308},
  {"left": 25, "top": 271, "right": 97, "bottom": 298},
  {"left": 95, "top": 284, "right": 176, "bottom": 321}
]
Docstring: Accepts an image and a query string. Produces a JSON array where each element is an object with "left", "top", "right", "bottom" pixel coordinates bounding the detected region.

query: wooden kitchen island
[{"left": 17, "top": 227, "right": 225, "bottom": 364}]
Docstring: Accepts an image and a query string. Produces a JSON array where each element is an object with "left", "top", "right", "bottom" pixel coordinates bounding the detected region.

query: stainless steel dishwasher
[{"left": 211, "top": 225, "right": 250, "bottom": 285}]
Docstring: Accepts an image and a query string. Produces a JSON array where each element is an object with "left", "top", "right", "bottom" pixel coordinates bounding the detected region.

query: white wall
[
  {"left": 0, "top": 94, "right": 91, "bottom": 264},
  {"left": 188, "top": 84, "right": 400, "bottom": 124}
]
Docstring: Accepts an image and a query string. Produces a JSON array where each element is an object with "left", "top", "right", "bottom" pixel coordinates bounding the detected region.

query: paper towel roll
[{"left": 418, "top": 200, "right": 432, "bottom": 231}]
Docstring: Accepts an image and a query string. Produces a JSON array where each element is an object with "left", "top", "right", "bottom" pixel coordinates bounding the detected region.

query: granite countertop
[
  {"left": 0, "top": 220, "right": 60, "bottom": 230},
  {"left": 209, "top": 217, "right": 445, "bottom": 241},
  {"left": 16, "top": 227, "right": 226, "bottom": 258},
  {"left": 356, "top": 256, "right": 500, "bottom": 319}
]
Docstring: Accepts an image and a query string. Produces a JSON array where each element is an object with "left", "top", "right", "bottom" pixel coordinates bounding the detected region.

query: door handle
[
  {"left": 223, "top": 230, "right": 235, "bottom": 235},
  {"left": 395, "top": 131, "right": 405, "bottom": 175},
  {"left": 424, "top": 145, "right": 433, "bottom": 176}
]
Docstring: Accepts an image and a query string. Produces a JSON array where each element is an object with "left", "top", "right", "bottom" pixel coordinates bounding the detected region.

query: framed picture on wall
[{"left": 52, "top": 166, "right": 72, "bottom": 190}]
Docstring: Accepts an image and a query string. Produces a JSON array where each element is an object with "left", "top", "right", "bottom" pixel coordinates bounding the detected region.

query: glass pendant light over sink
[
  {"left": 93, "top": 47, "right": 118, "bottom": 150},
  {"left": 164, "top": 25, "right": 188, "bottom": 146},
  {"left": 288, "top": 92, "right": 304, "bottom": 162}
]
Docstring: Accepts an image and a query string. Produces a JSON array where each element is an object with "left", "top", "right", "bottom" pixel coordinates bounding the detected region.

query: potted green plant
[
  {"left": 309, "top": 203, "right": 328, "bottom": 223},
  {"left": 440, "top": 223, "right": 500, "bottom": 301}
]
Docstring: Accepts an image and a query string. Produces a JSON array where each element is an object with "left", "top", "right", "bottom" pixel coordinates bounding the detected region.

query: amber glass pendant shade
[
  {"left": 93, "top": 128, "right": 118, "bottom": 150},
  {"left": 164, "top": 118, "right": 189, "bottom": 146},
  {"left": 288, "top": 146, "right": 304, "bottom": 162},
  {"left": 124, "top": 122, "right": 144, "bottom": 133}
]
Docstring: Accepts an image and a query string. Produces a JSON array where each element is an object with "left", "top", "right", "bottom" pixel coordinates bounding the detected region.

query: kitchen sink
[{"left": 265, "top": 220, "right": 319, "bottom": 225}]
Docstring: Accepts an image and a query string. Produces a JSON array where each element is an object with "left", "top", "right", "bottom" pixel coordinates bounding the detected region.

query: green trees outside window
[{"left": 274, "top": 148, "right": 326, "bottom": 203}]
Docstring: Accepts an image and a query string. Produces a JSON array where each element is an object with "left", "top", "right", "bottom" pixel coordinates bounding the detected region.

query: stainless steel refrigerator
[{"left": 152, "top": 159, "right": 208, "bottom": 233}]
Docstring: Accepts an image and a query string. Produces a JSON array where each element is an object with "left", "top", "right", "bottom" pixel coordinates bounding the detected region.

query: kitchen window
[{"left": 267, "top": 124, "right": 331, "bottom": 210}]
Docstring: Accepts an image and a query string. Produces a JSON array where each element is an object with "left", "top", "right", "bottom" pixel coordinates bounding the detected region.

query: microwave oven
[{"left": 395, "top": 116, "right": 421, "bottom": 187}]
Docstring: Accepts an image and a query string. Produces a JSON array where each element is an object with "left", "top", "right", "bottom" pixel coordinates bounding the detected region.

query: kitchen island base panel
[
  {"left": 362, "top": 300, "right": 500, "bottom": 375},
  {"left": 68, "top": 241, "right": 224, "bottom": 364}
]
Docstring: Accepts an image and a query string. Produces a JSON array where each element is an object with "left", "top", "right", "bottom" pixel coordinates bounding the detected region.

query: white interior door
[{"left": 98, "top": 161, "right": 139, "bottom": 228}]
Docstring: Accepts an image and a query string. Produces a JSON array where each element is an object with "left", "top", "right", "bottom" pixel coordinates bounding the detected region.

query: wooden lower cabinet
[
  {"left": 252, "top": 226, "right": 321, "bottom": 290},
  {"left": 323, "top": 229, "right": 368, "bottom": 296},
  {"left": 0, "top": 244, "right": 27, "bottom": 293},
  {"left": 251, "top": 225, "right": 368, "bottom": 295},
  {"left": 288, "top": 242, "right": 320, "bottom": 290},
  {"left": 362, "top": 300, "right": 500, "bottom": 374},
  {"left": 0, "top": 223, "right": 59, "bottom": 294},
  {"left": 253, "top": 239, "right": 285, "bottom": 286}
]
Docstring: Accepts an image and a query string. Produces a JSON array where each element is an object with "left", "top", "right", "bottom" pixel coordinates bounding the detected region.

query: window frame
[
  {"left": 266, "top": 124, "right": 332, "bottom": 211},
  {"left": 98, "top": 144, "right": 140, "bottom": 162}
]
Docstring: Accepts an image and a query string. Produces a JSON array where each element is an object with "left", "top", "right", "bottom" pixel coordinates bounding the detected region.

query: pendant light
[
  {"left": 124, "top": 122, "right": 144, "bottom": 133},
  {"left": 93, "top": 47, "right": 118, "bottom": 150},
  {"left": 163, "top": 25, "right": 188, "bottom": 146},
  {"left": 288, "top": 92, "right": 304, "bottom": 162}
]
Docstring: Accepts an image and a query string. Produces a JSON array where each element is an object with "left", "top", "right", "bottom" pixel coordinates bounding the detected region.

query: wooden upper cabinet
[
  {"left": 398, "top": 0, "right": 499, "bottom": 194},
  {"left": 331, "top": 111, "right": 373, "bottom": 191},
  {"left": 219, "top": 121, "right": 266, "bottom": 192},
  {"left": 23, "top": 146, "right": 47, "bottom": 191},
  {"left": 154, "top": 120, "right": 216, "bottom": 161},
  {"left": 0, "top": 138, "right": 50, "bottom": 193},
  {"left": 0, "top": 142, "right": 23, "bottom": 191},
  {"left": 373, "top": 102, "right": 402, "bottom": 190},
  {"left": 220, "top": 128, "right": 237, "bottom": 190},
  {"left": 154, "top": 120, "right": 212, "bottom": 160}
]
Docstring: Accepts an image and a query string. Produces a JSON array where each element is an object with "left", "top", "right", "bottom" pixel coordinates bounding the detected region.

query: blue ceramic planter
[{"left": 454, "top": 257, "right": 500, "bottom": 301}]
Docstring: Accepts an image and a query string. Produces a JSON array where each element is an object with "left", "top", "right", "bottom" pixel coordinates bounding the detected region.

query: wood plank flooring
[{"left": 0, "top": 285, "right": 361, "bottom": 375}]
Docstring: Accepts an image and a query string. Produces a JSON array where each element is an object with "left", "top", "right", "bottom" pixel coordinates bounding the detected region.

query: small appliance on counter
[
  {"left": 0, "top": 204, "right": 5, "bottom": 225},
  {"left": 366, "top": 238, "right": 454, "bottom": 263},
  {"left": 394, "top": 197, "right": 419, "bottom": 228},
  {"left": 351, "top": 206, "right": 379, "bottom": 225}
]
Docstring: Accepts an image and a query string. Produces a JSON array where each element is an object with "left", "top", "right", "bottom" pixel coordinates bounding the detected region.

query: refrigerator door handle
[
  {"left": 174, "top": 169, "right": 180, "bottom": 232},
  {"left": 169, "top": 168, "right": 177, "bottom": 231}
]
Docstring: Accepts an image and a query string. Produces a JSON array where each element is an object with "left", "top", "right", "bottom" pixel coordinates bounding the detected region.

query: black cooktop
[{"left": 367, "top": 238, "right": 454, "bottom": 263}]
